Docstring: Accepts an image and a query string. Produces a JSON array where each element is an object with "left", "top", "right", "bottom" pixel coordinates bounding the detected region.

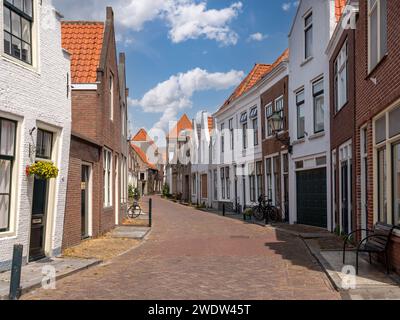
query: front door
[
  {"left": 29, "top": 178, "right": 48, "bottom": 261},
  {"left": 341, "top": 161, "right": 349, "bottom": 234},
  {"left": 81, "top": 165, "right": 90, "bottom": 239}
]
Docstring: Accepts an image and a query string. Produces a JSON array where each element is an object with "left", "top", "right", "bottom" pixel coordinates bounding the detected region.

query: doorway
[
  {"left": 29, "top": 177, "right": 48, "bottom": 261},
  {"left": 81, "top": 164, "right": 91, "bottom": 239}
]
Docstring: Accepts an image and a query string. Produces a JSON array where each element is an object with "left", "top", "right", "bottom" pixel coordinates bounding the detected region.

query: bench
[{"left": 343, "top": 223, "right": 396, "bottom": 275}]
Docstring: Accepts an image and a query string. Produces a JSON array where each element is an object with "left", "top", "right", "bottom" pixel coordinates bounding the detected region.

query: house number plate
[{"left": 32, "top": 218, "right": 42, "bottom": 224}]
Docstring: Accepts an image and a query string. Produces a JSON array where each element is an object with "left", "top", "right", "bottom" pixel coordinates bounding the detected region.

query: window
[
  {"left": 36, "top": 129, "right": 53, "bottom": 159},
  {"left": 368, "top": 0, "right": 387, "bottom": 72},
  {"left": 220, "top": 123, "right": 225, "bottom": 153},
  {"left": 213, "top": 170, "right": 218, "bottom": 200},
  {"left": 273, "top": 156, "right": 281, "bottom": 206},
  {"left": 334, "top": 41, "right": 348, "bottom": 112},
  {"left": 265, "top": 158, "right": 272, "bottom": 201},
  {"left": 221, "top": 168, "right": 225, "bottom": 199},
  {"left": 103, "top": 149, "right": 112, "bottom": 207},
  {"left": 109, "top": 73, "right": 114, "bottom": 121},
  {"left": 3, "top": 0, "right": 33, "bottom": 64},
  {"left": 256, "top": 161, "right": 263, "bottom": 200},
  {"left": 392, "top": 143, "right": 400, "bottom": 226},
  {"left": 296, "top": 91, "right": 305, "bottom": 139},
  {"left": 304, "top": 12, "right": 313, "bottom": 59},
  {"left": 266, "top": 103, "right": 274, "bottom": 137},
  {"left": 242, "top": 122, "right": 248, "bottom": 150},
  {"left": 229, "top": 118, "right": 234, "bottom": 150},
  {"left": 253, "top": 118, "right": 258, "bottom": 146},
  {"left": 275, "top": 96, "right": 284, "bottom": 131},
  {"left": 378, "top": 148, "right": 387, "bottom": 223},
  {"left": 0, "top": 118, "right": 16, "bottom": 232},
  {"left": 192, "top": 174, "right": 196, "bottom": 194},
  {"left": 225, "top": 167, "right": 230, "bottom": 199},
  {"left": 313, "top": 79, "right": 324, "bottom": 133}
]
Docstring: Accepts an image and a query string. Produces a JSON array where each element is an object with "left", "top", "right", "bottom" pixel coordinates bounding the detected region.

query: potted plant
[
  {"left": 26, "top": 161, "right": 59, "bottom": 180},
  {"left": 243, "top": 208, "right": 253, "bottom": 221}
]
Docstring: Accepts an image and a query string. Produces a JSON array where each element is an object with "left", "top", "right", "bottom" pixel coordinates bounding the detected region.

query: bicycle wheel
[
  {"left": 127, "top": 204, "right": 141, "bottom": 219},
  {"left": 268, "top": 206, "right": 280, "bottom": 223},
  {"left": 252, "top": 206, "right": 265, "bottom": 221}
]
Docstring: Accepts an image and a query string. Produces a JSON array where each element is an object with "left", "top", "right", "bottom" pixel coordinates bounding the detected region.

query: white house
[
  {"left": 213, "top": 64, "right": 269, "bottom": 212},
  {"left": 191, "top": 112, "right": 213, "bottom": 207},
  {"left": 288, "top": 0, "right": 337, "bottom": 230},
  {"left": 0, "top": 0, "right": 71, "bottom": 270}
]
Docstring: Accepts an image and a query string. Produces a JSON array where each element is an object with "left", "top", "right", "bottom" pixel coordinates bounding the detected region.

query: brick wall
[{"left": 355, "top": 0, "right": 400, "bottom": 274}]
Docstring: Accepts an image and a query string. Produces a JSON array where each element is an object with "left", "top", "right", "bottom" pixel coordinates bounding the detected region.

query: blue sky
[{"left": 52, "top": 0, "right": 298, "bottom": 136}]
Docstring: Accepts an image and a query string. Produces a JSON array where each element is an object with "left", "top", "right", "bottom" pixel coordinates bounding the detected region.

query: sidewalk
[{"left": 0, "top": 257, "right": 100, "bottom": 300}]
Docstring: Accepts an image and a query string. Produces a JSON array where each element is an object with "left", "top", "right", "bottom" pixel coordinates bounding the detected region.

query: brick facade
[
  {"left": 62, "top": 8, "right": 125, "bottom": 249},
  {"left": 355, "top": 0, "right": 400, "bottom": 273},
  {"left": 329, "top": 28, "right": 356, "bottom": 233}
]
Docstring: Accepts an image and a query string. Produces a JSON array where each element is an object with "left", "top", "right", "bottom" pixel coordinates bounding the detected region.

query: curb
[{"left": 1, "top": 259, "right": 102, "bottom": 300}]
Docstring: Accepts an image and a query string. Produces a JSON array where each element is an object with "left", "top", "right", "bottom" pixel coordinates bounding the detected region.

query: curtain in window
[
  {"left": 0, "top": 120, "right": 15, "bottom": 156},
  {"left": 0, "top": 160, "right": 11, "bottom": 230}
]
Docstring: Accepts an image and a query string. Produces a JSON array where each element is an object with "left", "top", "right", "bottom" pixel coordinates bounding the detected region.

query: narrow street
[{"left": 23, "top": 196, "right": 339, "bottom": 300}]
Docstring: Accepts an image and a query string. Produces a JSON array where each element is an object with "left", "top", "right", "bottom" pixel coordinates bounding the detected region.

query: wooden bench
[{"left": 343, "top": 223, "right": 396, "bottom": 275}]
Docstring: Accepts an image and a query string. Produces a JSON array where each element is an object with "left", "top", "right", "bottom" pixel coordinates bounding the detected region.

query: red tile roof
[
  {"left": 335, "top": 0, "right": 347, "bottom": 22},
  {"left": 61, "top": 22, "right": 105, "bottom": 84},
  {"left": 167, "top": 114, "right": 193, "bottom": 139},
  {"left": 132, "top": 128, "right": 152, "bottom": 143},
  {"left": 221, "top": 63, "right": 272, "bottom": 109},
  {"left": 131, "top": 143, "right": 157, "bottom": 170},
  {"left": 218, "top": 49, "right": 289, "bottom": 113}
]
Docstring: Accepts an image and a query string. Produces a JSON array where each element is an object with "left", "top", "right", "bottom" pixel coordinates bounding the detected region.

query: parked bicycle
[
  {"left": 127, "top": 200, "right": 142, "bottom": 219},
  {"left": 252, "top": 195, "right": 281, "bottom": 223}
]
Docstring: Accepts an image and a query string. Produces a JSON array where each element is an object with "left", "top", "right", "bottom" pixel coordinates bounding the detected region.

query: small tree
[{"left": 128, "top": 185, "right": 134, "bottom": 200}]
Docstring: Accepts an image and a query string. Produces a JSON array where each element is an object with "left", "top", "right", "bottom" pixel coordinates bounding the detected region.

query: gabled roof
[
  {"left": 132, "top": 128, "right": 153, "bottom": 143},
  {"left": 167, "top": 114, "right": 193, "bottom": 139},
  {"left": 335, "top": 0, "right": 347, "bottom": 22},
  {"left": 220, "top": 63, "right": 272, "bottom": 110},
  {"left": 61, "top": 21, "right": 105, "bottom": 84},
  {"left": 131, "top": 143, "right": 157, "bottom": 170}
]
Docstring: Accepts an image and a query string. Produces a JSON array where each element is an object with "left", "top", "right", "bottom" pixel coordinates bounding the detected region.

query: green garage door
[{"left": 296, "top": 168, "right": 327, "bottom": 228}]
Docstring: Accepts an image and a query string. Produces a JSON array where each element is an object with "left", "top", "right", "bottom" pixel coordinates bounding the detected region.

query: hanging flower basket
[{"left": 26, "top": 161, "right": 59, "bottom": 180}]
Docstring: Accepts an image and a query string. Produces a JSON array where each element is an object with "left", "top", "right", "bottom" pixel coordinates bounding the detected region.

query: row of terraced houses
[
  {"left": 0, "top": 2, "right": 133, "bottom": 271},
  {"left": 165, "top": 0, "right": 400, "bottom": 274}
]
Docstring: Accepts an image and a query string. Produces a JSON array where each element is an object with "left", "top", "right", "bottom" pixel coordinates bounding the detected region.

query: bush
[
  {"left": 128, "top": 185, "right": 134, "bottom": 199},
  {"left": 244, "top": 208, "right": 253, "bottom": 216},
  {"left": 162, "top": 183, "right": 170, "bottom": 198}
]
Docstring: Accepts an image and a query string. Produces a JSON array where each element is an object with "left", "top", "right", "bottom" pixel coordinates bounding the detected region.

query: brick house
[
  {"left": 260, "top": 50, "right": 290, "bottom": 221},
  {"left": 354, "top": 0, "right": 400, "bottom": 273},
  {"left": 326, "top": 1, "right": 357, "bottom": 235},
  {"left": 61, "top": 7, "right": 127, "bottom": 249},
  {"left": 0, "top": 0, "right": 71, "bottom": 270}
]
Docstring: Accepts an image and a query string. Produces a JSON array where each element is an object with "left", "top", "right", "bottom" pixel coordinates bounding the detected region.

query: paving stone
[{"left": 22, "top": 196, "right": 340, "bottom": 300}]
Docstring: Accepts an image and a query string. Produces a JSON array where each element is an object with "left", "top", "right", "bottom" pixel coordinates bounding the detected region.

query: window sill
[
  {"left": 1, "top": 53, "right": 39, "bottom": 74},
  {"left": 309, "top": 131, "right": 325, "bottom": 140},
  {"left": 0, "top": 231, "right": 17, "bottom": 239},
  {"left": 366, "top": 54, "right": 388, "bottom": 79},
  {"left": 300, "top": 56, "right": 314, "bottom": 67},
  {"left": 292, "top": 138, "right": 305, "bottom": 146}
]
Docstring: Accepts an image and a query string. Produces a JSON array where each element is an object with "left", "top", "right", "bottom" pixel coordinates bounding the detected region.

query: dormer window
[{"left": 3, "top": 0, "right": 33, "bottom": 64}]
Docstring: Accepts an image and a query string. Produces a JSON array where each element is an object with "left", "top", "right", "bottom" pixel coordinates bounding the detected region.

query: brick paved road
[{"left": 24, "top": 196, "right": 340, "bottom": 300}]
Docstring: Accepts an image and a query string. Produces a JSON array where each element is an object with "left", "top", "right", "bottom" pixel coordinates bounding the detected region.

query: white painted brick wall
[{"left": 0, "top": 0, "right": 71, "bottom": 270}]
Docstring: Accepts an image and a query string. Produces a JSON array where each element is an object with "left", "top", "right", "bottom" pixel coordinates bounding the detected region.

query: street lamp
[{"left": 270, "top": 111, "right": 292, "bottom": 154}]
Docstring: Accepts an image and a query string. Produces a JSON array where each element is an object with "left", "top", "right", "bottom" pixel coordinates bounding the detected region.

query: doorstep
[
  {"left": 111, "top": 226, "right": 151, "bottom": 240},
  {"left": 0, "top": 257, "right": 100, "bottom": 300}
]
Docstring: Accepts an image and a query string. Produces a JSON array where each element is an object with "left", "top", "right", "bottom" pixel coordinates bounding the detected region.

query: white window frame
[
  {"left": 103, "top": 148, "right": 113, "bottom": 208},
  {"left": 304, "top": 11, "right": 313, "bottom": 60},
  {"left": 360, "top": 126, "right": 369, "bottom": 238},
  {"left": 313, "top": 78, "right": 325, "bottom": 134},
  {"left": 265, "top": 103, "right": 274, "bottom": 138},
  {"left": 338, "top": 140, "right": 353, "bottom": 234},
  {"left": 334, "top": 41, "right": 348, "bottom": 112},
  {"left": 368, "top": 0, "right": 387, "bottom": 73},
  {"left": 109, "top": 73, "right": 114, "bottom": 121}
]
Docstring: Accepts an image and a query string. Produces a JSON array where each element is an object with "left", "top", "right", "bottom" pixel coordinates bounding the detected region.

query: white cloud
[
  {"left": 52, "top": 0, "right": 242, "bottom": 46},
  {"left": 247, "top": 32, "right": 267, "bottom": 42},
  {"left": 130, "top": 68, "right": 244, "bottom": 129},
  {"left": 282, "top": 1, "right": 299, "bottom": 12}
]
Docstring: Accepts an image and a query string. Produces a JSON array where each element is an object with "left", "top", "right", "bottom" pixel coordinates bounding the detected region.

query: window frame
[
  {"left": 368, "top": 0, "right": 387, "bottom": 73},
  {"left": 103, "top": 148, "right": 113, "bottom": 208},
  {"left": 313, "top": 79, "right": 325, "bottom": 134},
  {"left": 0, "top": 117, "right": 17, "bottom": 233},
  {"left": 296, "top": 90, "right": 305, "bottom": 140},
  {"left": 334, "top": 41, "right": 348, "bottom": 112},
  {"left": 304, "top": 11, "right": 313, "bottom": 60},
  {"left": 229, "top": 118, "right": 234, "bottom": 150},
  {"left": 109, "top": 73, "right": 114, "bottom": 121},
  {"left": 3, "top": 0, "right": 34, "bottom": 65},
  {"left": 265, "top": 102, "right": 274, "bottom": 138},
  {"left": 36, "top": 128, "right": 53, "bottom": 160}
]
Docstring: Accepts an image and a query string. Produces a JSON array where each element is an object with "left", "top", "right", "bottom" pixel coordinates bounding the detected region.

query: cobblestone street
[{"left": 24, "top": 196, "right": 340, "bottom": 300}]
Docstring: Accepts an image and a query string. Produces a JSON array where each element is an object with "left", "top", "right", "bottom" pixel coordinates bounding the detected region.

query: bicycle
[
  {"left": 252, "top": 195, "right": 280, "bottom": 223},
  {"left": 127, "top": 200, "right": 142, "bottom": 219}
]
